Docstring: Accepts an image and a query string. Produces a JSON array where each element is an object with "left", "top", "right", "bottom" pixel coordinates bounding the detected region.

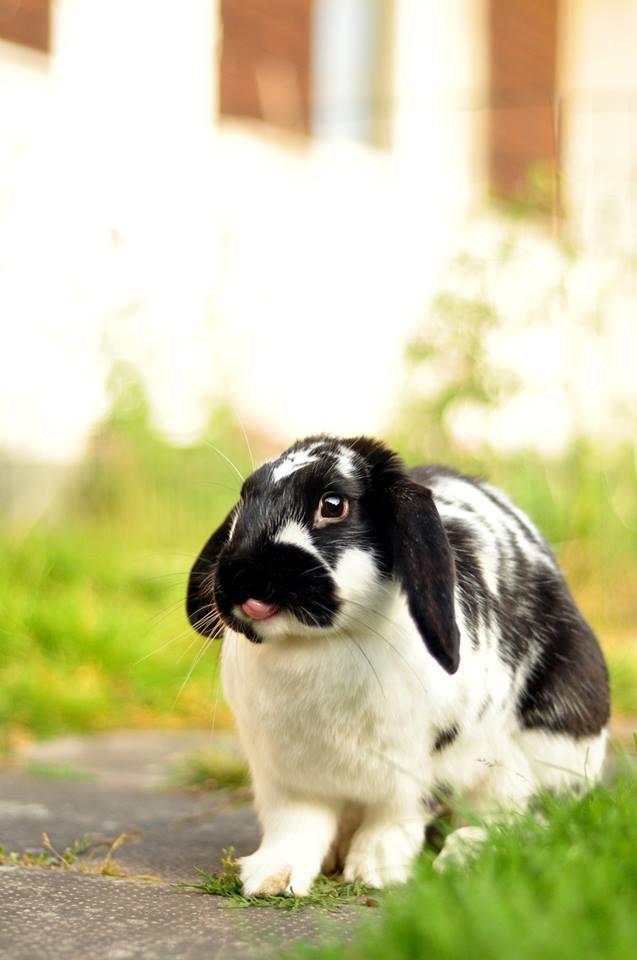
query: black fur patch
[
  {"left": 433, "top": 723, "right": 460, "bottom": 753},
  {"left": 441, "top": 518, "right": 489, "bottom": 650},
  {"left": 186, "top": 509, "right": 234, "bottom": 638},
  {"left": 515, "top": 574, "right": 610, "bottom": 737}
]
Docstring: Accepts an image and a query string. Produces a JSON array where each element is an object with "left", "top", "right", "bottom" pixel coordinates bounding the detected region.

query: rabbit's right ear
[
  {"left": 186, "top": 510, "right": 234, "bottom": 637},
  {"left": 386, "top": 478, "right": 460, "bottom": 675}
]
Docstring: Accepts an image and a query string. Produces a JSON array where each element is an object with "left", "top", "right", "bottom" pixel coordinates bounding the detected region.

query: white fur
[
  {"left": 272, "top": 452, "right": 317, "bottom": 482},
  {"left": 433, "top": 826, "right": 488, "bottom": 872},
  {"left": 275, "top": 520, "right": 321, "bottom": 557},
  {"left": 337, "top": 449, "right": 357, "bottom": 478},
  {"left": 333, "top": 547, "right": 379, "bottom": 607},
  {"left": 435, "top": 503, "right": 503, "bottom": 596},
  {"left": 432, "top": 476, "right": 552, "bottom": 569}
]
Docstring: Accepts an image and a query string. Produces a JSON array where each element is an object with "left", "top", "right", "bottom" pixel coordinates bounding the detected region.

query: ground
[
  {"left": 2, "top": 725, "right": 636, "bottom": 960},
  {"left": 0, "top": 732, "right": 363, "bottom": 960}
]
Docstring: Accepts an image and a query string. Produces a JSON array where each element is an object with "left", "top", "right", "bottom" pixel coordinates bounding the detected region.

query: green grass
[
  {"left": 0, "top": 834, "right": 92, "bottom": 869},
  {"left": 288, "top": 771, "right": 637, "bottom": 960},
  {"left": 0, "top": 394, "right": 260, "bottom": 741},
  {"left": 187, "top": 848, "right": 379, "bottom": 913},
  {"left": 169, "top": 749, "right": 250, "bottom": 790},
  {"left": 0, "top": 830, "right": 160, "bottom": 880},
  {"left": 0, "top": 523, "right": 223, "bottom": 738},
  {"left": 26, "top": 762, "right": 98, "bottom": 782}
]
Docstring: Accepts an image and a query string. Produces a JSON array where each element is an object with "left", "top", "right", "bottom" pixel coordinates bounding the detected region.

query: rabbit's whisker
[
  {"left": 173, "top": 634, "right": 215, "bottom": 708},
  {"left": 134, "top": 605, "right": 219, "bottom": 666},
  {"left": 204, "top": 440, "right": 245, "bottom": 484},
  {"left": 235, "top": 413, "right": 256, "bottom": 473}
]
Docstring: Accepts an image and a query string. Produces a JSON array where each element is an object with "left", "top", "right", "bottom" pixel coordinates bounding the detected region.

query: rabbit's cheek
[{"left": 332, "top": 547, "right": 380, "bottom": 604}]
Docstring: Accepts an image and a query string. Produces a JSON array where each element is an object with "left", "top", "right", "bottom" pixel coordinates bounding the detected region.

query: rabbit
[{"left": 186, "top": 435, "right": 609, "bottom": 894}]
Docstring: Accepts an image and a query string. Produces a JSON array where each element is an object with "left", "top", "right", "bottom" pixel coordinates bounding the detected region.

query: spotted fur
[{"left": 186, "top": 436, "right": 609, "bottom": 894}]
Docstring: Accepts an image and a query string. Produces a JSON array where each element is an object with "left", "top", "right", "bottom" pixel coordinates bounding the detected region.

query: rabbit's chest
[{"left": 222, "top": 633, "right": 432, "bottom": 801}]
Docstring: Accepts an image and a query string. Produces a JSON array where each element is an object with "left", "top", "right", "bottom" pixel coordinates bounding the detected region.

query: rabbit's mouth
[
  {"left": 238, "top": 598, "right": 280, "bottom": 621},
  {"left": 218, "top": 598, "right": 339, "bottom": 644},
  {"left": 220, "top": 602, "right": 335, "bottom": 645},
  {"left": 224, "top": 600, "right": 337, "bottom": 643}
]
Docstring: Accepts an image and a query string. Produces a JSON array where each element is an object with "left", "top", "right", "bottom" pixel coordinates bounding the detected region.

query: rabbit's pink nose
[{"left": 240, "top": 598, "right": 279, "bottom": 621}]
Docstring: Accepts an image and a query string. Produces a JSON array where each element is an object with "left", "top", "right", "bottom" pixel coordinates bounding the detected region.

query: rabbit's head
[{"left": 187, "top": 436, "right": 460, "bottom": 672}]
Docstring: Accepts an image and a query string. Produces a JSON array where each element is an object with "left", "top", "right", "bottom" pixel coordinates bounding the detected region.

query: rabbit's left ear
[
  {"left": 186, "top": 510, "right": 234, "bottom": 637},
  {"left": 387, "top": 479, "right": 460, "bottom": 674}
]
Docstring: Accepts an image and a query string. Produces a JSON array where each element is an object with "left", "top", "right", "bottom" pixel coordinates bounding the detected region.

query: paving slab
[
  {"left": 0, "top": 732, "right": 365, "bottom": 959},
  {"left": 22, "top": 730, "right": 244, "bottom": 790},
  {"left": 0, "top": 769, "right": 258, "bottom": 882},
  {"left": 0, "top": 867, "right": 356, "bottom": 960}
]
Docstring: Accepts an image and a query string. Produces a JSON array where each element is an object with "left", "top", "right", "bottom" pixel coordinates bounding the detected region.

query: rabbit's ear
[
  {"left": 387, "top": 479, "right": 460, "bottom": 674},
  {"left": 186, "top": 510, "right": 234, "bottom": 637}
]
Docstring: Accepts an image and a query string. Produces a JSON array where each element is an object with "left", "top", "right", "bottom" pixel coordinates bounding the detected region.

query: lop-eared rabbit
[{"left": 187, "top": 436, "right": 609, "bottom": 894}]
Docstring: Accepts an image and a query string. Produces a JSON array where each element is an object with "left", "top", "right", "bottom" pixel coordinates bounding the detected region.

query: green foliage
[
  {"left": 402, "top": 282, "right": 513, "bottom": 461},
  {"left": 0, "top": 385, "right": 261, "bottom": 739},
  {"left": 492, "top": 159, "right": 560, "bottom": 220},
  {"left": 291, "top": 773, "right": 637, "bottom": 960}
]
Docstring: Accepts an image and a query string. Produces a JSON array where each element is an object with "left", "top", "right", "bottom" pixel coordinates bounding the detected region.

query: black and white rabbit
[{"left": 186, "top": 436, "right": 609, "bottom": 894}]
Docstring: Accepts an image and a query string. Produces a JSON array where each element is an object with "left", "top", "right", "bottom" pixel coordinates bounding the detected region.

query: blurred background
[{"left": 0, "top": 0, "right": 635, "bottom": 747}]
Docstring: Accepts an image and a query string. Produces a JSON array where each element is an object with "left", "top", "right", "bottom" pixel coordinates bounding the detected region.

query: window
[
  {"left": 489, "top": 0, "right": 559, "bottom": 211},
  {"left": 0, "top": 0, "right": 50, "bottom": 53},
  {"left": 219, "top": 0, "right": 312, "bottom": 133}
]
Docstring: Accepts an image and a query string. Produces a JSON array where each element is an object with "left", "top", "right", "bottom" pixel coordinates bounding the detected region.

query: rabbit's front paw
[
  {"left": 239, "top": 848, "right": 316, "bottom": 897},
  {"left": 432, "top": 826, "right": 487, "bottom": 872},
  {"left": 343, "top": 822, "right": 421, "bottom": 889}
]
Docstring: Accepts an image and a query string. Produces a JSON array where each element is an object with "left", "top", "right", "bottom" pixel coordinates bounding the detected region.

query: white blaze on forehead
[
  {"left": 337, "top": 448, "right": 356, "bottom": 478},
  {"left": 274, "top": 520, "right": 321, "bottom": 557},
  {"left": 272, "top": 450, "right": 317, "bottom": 482}
]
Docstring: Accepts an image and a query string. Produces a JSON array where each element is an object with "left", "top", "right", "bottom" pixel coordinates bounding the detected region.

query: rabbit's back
[{"left": 416, "top": 466, "right": 610, "bottom": 744}]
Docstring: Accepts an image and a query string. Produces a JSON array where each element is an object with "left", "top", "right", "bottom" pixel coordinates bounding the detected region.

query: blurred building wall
[
  {"left": 0, "top": 0, "right": 635, "bottom": 472},
  {"left": 0, "top": 0, "right": 220, "bottom": 463},
  {"left": 391, "top": 0, "right": 488, "bottom": 221}
]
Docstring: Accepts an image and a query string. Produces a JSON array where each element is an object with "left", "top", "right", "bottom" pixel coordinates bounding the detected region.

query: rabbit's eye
[{"left": 315, "top": 492, "right": 350, "bottom": 527}]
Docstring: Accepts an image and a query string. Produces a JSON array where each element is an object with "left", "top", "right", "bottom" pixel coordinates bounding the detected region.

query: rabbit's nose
[{"left": 240, "top": 598, "right": 279, "bottom": 621}]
